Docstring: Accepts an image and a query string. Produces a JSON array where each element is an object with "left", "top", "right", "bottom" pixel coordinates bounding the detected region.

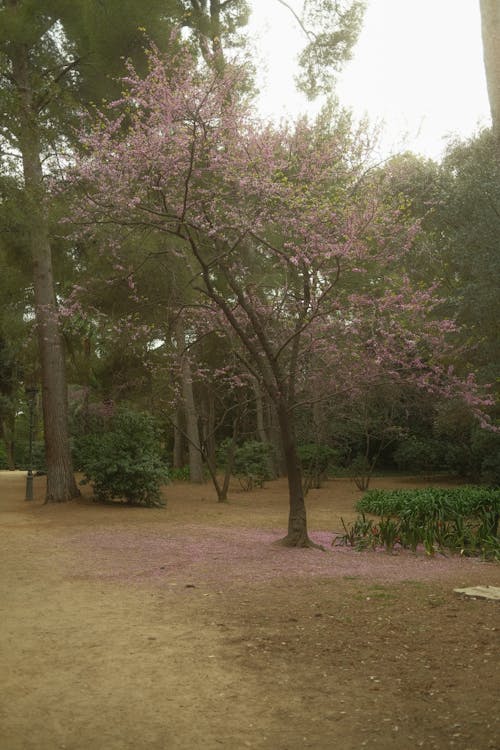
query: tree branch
[{"left": 275, "top": 0, "right": 316, "bottom": 41}]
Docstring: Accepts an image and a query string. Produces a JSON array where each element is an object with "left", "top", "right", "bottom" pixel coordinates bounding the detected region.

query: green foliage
[
  {"left": 296, "top": 0, "right": 366, "bottom": 98},
  {"left": 336, "top": 513, "right": 378, "bottom": 550},
  {"left": 232, "top": 440, "right": 273, "bottom": 491},
  {"left": 0, "top": 442, "right": 8, "bottom": 470},
  {"left": 75, "top": 409, "right": 168, "bottom": 507},
  {"left": 14, "top": 441, "right": 46, "bottom": 473},
  {"left": 169, "top": 466, "right": 190, "bottom": 482},
  {"left": 341, "top": 486, "right": 500, "bottom": 559},
  {"left": 481, "top": 451, "right": 500, "bottom": 488},
  {"left": 349, "top": 454, "right": 375, "bottom": 491},
  {"left": 297, "top": 443, "right": 338, "bottom": 492},
  {"left": 470, "top": 427, "right": 500, "bottom": 487},
  {"left": 357, "top": 486, "right": 499, "bottom": 523},
  {"left": 392, "top": 436, "right": 445, "bottom": 474}
]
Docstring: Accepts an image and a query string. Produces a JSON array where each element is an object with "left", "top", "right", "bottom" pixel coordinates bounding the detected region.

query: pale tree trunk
[
  {"left": 480, "top": 0, "right": 500, "bottom": 142},
  {"left": 10, "top": 38, "right": 78, "bottom": 502},
  {"left": 176, "top": 322, "right": 204, "bottom": 483},
  {"left": 172, "top": 405, "right": 185, "bottom": 469}
]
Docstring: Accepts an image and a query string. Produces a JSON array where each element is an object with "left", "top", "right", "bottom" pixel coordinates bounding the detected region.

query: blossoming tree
[{"left": 69, "top": 45, "right": 493, "bottom": 547}]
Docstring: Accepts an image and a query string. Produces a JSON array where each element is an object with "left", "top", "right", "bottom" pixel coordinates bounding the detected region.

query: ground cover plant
[{"left": 337, "top": 486, "right": 500, "bottom": 559}]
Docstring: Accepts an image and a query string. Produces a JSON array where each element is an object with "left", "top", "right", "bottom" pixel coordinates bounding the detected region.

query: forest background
[{"left": 0, "top": 0, "right": 499, "bottom": 546}]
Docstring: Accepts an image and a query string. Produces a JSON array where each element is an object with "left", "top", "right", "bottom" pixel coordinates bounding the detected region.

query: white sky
[{"left": 247, "top": 0, "right": 491, "bottom": 161}]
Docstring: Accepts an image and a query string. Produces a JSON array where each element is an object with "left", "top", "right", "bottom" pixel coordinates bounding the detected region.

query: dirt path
[{"left": 1, "top": 472, "right": 499, "bottom": 749}]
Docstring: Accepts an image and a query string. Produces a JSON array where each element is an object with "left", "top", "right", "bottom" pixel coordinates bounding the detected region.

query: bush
[
  {"left": 481, "top": 452, "right": 500, "bottom": 488},
  {"left": 233, "top": 440, "right": 273, "bottom": 491},
  {"left": 392, "top": 436, "right": 444, "bottom": 474},
  {"left": 348, "top": 454, "right": 375, "bottom": 491},
  {"left": 75, "top": 409, "right": 168, "bottom": 507},
  {"left": 169, "top": 466, "right": 190, "bottom": 482},
  {"left": 15, "top": 440, "right": 46, "bottom": 473},
  {"left": 297, "top": 443, "right": 338, "bottom": 492},
  {"left": 0, "top": 443, "right": 8, "bottom": 469}
]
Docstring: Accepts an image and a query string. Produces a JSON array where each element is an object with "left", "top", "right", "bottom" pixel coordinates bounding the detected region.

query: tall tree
[
  {"left": 0, "top": 0, "right": 182, "bottom": 501},
  {"left": 2, "top": 1, "right": 79, "bottom": 499},
  {"left": 480, "top": 0, "right": 500, "bottom": 142},
  {"left": 69, "top": 47, "right": 492, "bottom": 545}
]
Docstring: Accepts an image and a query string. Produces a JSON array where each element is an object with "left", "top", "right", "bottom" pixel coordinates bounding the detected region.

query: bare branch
[{"left": 275, "top": 0, "right": 316, "bottom": 41}]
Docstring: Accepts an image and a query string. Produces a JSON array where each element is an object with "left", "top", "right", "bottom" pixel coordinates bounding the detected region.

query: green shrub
[
  {"left": 0, "top": 443, "right": 8, "bottom": 469},
  {"left": 481, "top": 452, "right": 500, "bottom": 488},
  {"left": 392, "top": 436, "right": 444, "bottom": 473},
  {"left": 75, "top": 409, "right": 168, "bottom": 507},
  {"left": 348, "top": 454, "right": 375, "bottom": 491},
  {"left": 169, "top": 466, "right": 190, "bottom": 482},
  {"left": 15, "top": 440, "right": 46, "bottom": 472},
  {"left": 233, "top": 440, "right": 273, "bottom": 491},
  {"left": 297, "top": 443, "right": 338, "bottom": 491}
]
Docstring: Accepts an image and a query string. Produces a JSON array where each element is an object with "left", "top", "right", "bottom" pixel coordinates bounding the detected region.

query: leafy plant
[
  {"left": 0, "top": 442, "right": 8, "bottom": 470},
  {"left": 392, "top": 435, "right": 444, "bottom": 474},
  {"left": 233, "top": 440, "right": 273, "bottom": 491},
  {"left": 377, "top": 516, "right": 400, "bottom": 552},
  {"left": 335, "top": 513, "right": 379, "bottom": 550},
  {"left": 348, "top": 485, "right": 500, "bottom": 558},
  {"left": 349, "top": 454, "right": 377, "bottom": 491},
  {"left": 481, "top": 451, "right": 500, "bottom": 488},
  {"left": 169, "top": 466, "right": 190, "bottom": 482},
  {"left": 298, "top": 443, "right": 338, "bottom": 493},
  {"left": 75, "top": 408, "right": 168, "bottom": 507}
]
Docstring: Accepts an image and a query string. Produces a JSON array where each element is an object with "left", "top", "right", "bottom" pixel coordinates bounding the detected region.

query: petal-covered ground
[{"left": 1, "top": 472, "right": 499, "bottom": 750}]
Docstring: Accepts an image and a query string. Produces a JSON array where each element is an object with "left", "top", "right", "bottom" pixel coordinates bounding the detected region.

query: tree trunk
[
  {"left": 201, "top": 388, "right": 217, "bottom": 471},
  {"left": 480, "top": 0, "right": 500, "bottom": 142},
  {"left": 10, "top": 37, "right": 78, "bottom": 502},
  {"left": 176, "top": 322, "right": 204, "bottom": 483},
  {"left": 267, "top": 398, "right": 285, "bottom": 476},
  {"left": 252, "top": 377, "right": 269, "bottom": 443},
  {"left": 172, "top": 405, "right": 185, "bottom": 469},
  {"left": 275, "top": 400, "right": 322, "bottom": 548}
]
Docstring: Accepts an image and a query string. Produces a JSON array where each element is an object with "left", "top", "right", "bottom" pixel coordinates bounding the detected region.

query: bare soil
[{"left": 1, "top": 471, "right": 499, "bottom": 750}]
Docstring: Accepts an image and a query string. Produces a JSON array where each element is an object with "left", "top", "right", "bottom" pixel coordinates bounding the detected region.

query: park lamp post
[{"left": 24, "top": 386, "right": 38, "bottom": 502}]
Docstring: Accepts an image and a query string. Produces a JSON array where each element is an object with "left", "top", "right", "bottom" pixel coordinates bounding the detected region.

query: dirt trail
[{"left": 1, "top": 472, "right": 499, "bottom": 750}]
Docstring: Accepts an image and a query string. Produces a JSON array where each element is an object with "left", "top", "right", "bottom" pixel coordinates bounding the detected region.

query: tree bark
[
  {"left": 176, "top": 322, "right": 204, "bottom": 483},
  {"left": 10, "top": 36, "right": 79, "bottom": 502},
  {"left": 172, "top": 404, "right": 185, "bottom": 469},
  {"left": 480, "top": 0, "right": 500, "bottom": 143},
  {"left": 252, "top": 376, "right": 269, "bottom": 444},
  {"left": 267, "top": 398, "right": 285, "bottom": 476},
  {"left": 275, "top": 400, "right": 322, "bottom": 548}
]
